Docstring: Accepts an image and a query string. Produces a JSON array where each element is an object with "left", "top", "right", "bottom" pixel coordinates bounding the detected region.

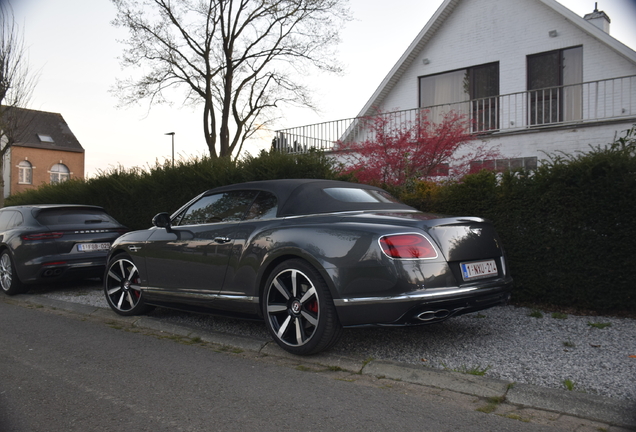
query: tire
[
  {"left": 263, "top": 259, "right": 342, "bottom": 355},
  {"left": 104, "top": 254, "right": 153, "bottom": 316},
  {"left": 0, "top": 251, "right": 25, "bottom": 296}
]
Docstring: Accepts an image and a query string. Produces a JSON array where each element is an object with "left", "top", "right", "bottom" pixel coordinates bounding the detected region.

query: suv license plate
[
  {"left": 77, "top": 243, "right": 110, "bottom": 252},
  {"left": 460, "top": 259, "right": 498, "bottom": 281}
]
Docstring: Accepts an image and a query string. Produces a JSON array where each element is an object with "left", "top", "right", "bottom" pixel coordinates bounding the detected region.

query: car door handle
[{"left": 214, "top": 237, "right": 232, "bottom": 244}]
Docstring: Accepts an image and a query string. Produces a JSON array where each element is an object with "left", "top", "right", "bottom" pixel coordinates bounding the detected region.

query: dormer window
[{"left": 38, "top": 134, "right": 54, "bottom": 143}]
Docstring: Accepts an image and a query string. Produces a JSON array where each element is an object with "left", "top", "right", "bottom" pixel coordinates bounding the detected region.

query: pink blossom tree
[{"left": 334, "top": 110, "right": 501, "bottom": 186}]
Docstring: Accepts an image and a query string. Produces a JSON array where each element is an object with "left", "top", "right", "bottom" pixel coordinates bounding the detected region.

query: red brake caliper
[{"left": 306, "top": 300, "right": 318, "bottom": 314}]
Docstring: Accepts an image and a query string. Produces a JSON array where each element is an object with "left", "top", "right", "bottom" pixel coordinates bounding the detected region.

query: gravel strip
[{"left": 35, "top": 280, "right": 636, "bottom": 402}]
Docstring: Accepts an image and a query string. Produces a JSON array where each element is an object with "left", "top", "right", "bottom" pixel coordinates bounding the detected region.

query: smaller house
[{"left": 1, "top": 107, "right": 85, "bottom": 198}]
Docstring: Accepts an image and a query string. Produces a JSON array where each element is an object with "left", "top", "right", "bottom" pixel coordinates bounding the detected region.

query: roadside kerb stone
[
  {"left": 133, "top": 316, "right": 199, "bottom": 337},
  {"left": 507, "top": 383, "right": 636, "bottom": 429},
  {"left": 89, "top": 308, "right": 134, "bottom": 322},
  {"left": 23, "top": 295, "right": 100, "bottom": 316},
  {"left": 363, "top": 359, "right": 510, "bottom": 398},
  {"left": 195, "top": 330, "right": 269, "bottom": 353},
  {"left": 260, "top": 343, "right": 368, "bottom": 373}
]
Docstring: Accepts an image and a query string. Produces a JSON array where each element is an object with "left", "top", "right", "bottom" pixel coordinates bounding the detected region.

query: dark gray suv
[{"left": 0, "top": 205, "right": 127, "bottom": 295}]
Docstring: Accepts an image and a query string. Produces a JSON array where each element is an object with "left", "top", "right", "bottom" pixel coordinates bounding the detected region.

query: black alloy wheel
[
  {"left": 0, "top": 251, "right": 25, "bottom": 296},
  {"left": 263, "top": 259, "right": 342, "bottom": 355},
  {"left": 104, "top": 254, "right": 153, "bottom": 316}
]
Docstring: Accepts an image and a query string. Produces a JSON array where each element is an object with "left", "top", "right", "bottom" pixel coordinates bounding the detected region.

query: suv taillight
[
  {"left": 379, "top": 234, "right": 437, "bottom": 259},
  {"left": 21, "top": 232, "right": 64, "bottom": 241}
]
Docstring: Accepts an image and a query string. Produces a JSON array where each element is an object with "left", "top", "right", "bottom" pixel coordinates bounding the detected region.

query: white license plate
[
  {"left": 460, "top": 259, "right": 498, "bottom": 281},
  {"left": 77, "top": 242, "right": 110, "bottom": 252}
]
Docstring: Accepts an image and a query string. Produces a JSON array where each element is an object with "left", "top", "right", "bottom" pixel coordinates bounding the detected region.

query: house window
[
  {"left": 18, "top": 160, "right": 32, "bottom": 184},
  {"left": 470, "top": 157, "right": 538, "bottom": 172},
  {"left": 419, "top": 62, "right": 499, "bottom": 131},
  {"left": 50, "top": 163, "right": 70, "bottom": 184},
  {"left": 527, "top": 46, "right": 583, "bottom": 125},
  {"left": 429, "top": 163, "right": 450, "bottom": 177},
  {"left": 38, "top": 134, "right": 55, "bottom": 143}
]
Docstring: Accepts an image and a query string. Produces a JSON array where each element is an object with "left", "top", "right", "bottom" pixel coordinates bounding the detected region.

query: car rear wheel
[
  {"left": 0, "top": 251, "right": 26, "bottom": 296},
  {"left": 104, "top": 254, "right": 153, "bottom": 316},
  {"left": 263, "top": 259, "right": 342, "bottom": 355}
]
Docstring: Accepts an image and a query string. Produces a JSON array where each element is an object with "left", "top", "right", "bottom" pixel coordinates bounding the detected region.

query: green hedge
[
  {"left": 397, "top": 127, "right": 636, "bottom": 313},
  {"left": 5, "top": 150, "right": 336, "bottom": 230}
]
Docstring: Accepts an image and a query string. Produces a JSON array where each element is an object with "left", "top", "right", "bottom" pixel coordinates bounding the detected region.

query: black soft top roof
[{"left": 205, "top": 179, "right": 414, "bottom": 217}]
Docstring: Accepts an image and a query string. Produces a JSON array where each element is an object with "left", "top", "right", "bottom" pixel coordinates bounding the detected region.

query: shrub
[
  {"left": 369, "top": 125, "right": 636, "bottom": 313},
  {"left": 6, "top": 150, "right": 337, "bottom": 230}
]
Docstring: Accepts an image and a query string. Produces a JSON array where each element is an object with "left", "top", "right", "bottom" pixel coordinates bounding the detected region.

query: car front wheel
[
  {"left": 104, "top": 254, "right": 153, "bottom": 316},
  {"left": 0, "top": 251, "right": 25, "bottom": 296},
  {"left": 263, "top": 259, "right": 342, "bottom": 355}
]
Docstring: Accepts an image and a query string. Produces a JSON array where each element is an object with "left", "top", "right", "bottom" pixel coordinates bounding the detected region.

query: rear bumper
[
  {"left": 334, "top": 277, "right": 513, "bottom": 327},
  {"left": 17, "top": 253, "right": 109, "bottom": 284}
]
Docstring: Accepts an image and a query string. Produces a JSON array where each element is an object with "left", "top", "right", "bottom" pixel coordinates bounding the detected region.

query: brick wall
[{"left": 9, "top": 146, "right": 85, "bottom": 196}]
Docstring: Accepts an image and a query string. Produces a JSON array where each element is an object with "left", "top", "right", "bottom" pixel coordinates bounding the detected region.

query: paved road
[{"left": 0, "top": 299, "right": 563, "bottom": 432}]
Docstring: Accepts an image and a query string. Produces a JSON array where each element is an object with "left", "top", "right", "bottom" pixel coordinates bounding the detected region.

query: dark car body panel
[{"left": 108, "top": 180, "right": 512, "bottom": 327}]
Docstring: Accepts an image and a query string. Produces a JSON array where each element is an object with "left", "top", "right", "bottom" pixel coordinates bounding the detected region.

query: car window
[
  {"left": 244, "top": 191, "right": 278, "bottom": 221},
  {"left": 0, "top": 210, "right": 18, "bottom": 231},
  {"left": 177, "top": 191, "right": 259, "bottom": 226},
  {"left": 9, "top": 211, "right": 23, "bottom": 228},
  {"left": 35, "top": 208, "right": 118, "bottom": 226},
  {"left": 323, "top": 188, "right": 401, "bottom": 204}
]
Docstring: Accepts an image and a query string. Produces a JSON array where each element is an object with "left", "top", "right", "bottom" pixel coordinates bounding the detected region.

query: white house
[{"left": 275, "top": 0, "right": 636, "bottom": 172}]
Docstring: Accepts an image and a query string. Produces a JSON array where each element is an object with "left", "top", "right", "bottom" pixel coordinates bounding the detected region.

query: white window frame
[
  {"left": 18, "top": 160, "right": 33, "bottom": 184},
  {"left": 49, "top": 163, "right": 70, "bottom": 184}
]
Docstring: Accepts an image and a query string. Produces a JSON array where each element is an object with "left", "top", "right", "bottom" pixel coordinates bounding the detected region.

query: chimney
[{"left": 584, "top": 2, "right": 611, "bottom": 34}]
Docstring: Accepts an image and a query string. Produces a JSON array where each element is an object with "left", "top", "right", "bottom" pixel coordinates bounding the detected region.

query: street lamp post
[{"left": 165, "top": 132, "right": 175, "bottom": 167}]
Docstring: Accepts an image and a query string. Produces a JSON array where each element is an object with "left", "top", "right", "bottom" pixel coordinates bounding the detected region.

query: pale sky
[{"left": 9, "top": 0, "right": 636, "bottom": 177}]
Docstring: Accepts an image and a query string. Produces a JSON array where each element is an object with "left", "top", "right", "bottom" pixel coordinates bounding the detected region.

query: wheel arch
[
  {"left": 256, "top": 251, "right": 338, "bottom": 319},
  {"left": 0, "top": 245, "right": 23, "bottom": 283},
  {"left": 104, "top": 248, "right": 130, "bottom": 277}
]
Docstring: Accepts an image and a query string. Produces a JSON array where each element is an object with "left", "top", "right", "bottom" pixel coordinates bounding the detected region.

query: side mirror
[{"left": 152, "top": 212, "right": 172, "bottom": 229}]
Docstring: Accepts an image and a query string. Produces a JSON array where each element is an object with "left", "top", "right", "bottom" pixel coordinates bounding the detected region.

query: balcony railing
[{"left": 273, "top": 75, "right": 636, "bottom": 153}]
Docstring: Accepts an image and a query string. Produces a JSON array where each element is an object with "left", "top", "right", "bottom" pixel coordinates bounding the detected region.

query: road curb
[
  {"left": 506, "top": 383, "right": 636, "bottom": 428},
  {"left": 12, "top": 294, "right": 636, "bottom": 430},
  {"left": 363, "top": 359, "right": 511, "bottom": 398}
]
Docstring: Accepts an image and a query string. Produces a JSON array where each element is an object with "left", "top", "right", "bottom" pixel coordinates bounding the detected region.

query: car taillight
[
  {"left": 21, "top": 232, "right": 64, "bottom": 241},
  {"left": 379, "top": 234, "right": 438, "bottom": 259}
]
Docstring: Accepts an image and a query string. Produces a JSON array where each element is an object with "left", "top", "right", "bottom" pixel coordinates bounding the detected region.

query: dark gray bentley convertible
[{"left": 104, "top": 179, "right": 512, "bottom": 355}]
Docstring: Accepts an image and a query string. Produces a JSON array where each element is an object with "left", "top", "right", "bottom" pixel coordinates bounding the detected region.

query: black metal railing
[{"left": 273, "top": 75, "right": 636, "bottom": 153}]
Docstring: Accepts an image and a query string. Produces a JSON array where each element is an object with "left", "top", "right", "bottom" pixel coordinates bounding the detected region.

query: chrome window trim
[{"left": 282, "top": 208, "right": 421, "bottom": 220}]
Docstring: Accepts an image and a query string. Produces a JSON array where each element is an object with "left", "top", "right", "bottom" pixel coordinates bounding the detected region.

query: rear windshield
[
  {"left": 35, "top": 208, "right": 118, "bottom": 226},
  {"left": 323, "top": 188, "right": 401, "bottom": 204}
]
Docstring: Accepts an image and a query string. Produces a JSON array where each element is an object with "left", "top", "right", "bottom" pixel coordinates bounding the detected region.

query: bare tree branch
[
  {"left": 111, "top": 0, "right": 350, "bottom": 159},
  {"left": 0, "top": 2, "right": 38, "bottom": 206}
]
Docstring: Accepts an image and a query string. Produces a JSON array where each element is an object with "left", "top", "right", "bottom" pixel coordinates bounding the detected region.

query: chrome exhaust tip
[{"left": 417, "top": 309, "right": 450, "bottom": 321}]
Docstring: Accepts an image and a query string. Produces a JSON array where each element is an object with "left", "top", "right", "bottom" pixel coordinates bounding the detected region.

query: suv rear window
[{"left": 35, "top": 208, "right": 118, "bottom": 226}]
